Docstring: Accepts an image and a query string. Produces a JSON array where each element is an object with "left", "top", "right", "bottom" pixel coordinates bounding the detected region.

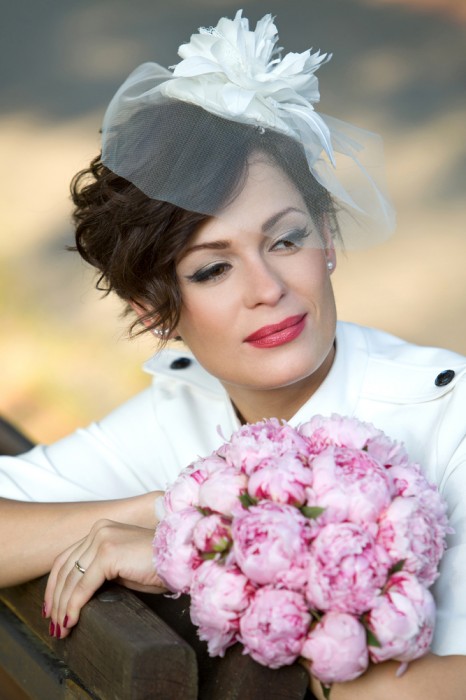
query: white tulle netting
[{"left": 101, "top": 13, "right": 396, "bottom": 249}]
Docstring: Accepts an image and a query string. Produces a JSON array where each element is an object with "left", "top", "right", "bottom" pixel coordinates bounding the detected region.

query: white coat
[{"left": 1, "top": 321, "right": 466, "bottom": 655}]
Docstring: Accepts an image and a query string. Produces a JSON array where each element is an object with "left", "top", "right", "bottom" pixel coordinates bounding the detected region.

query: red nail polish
[
  {"left": 63, "top": 615, "right": 68, "bottom": 629},
  {"left": 49, "top": 621, "right": 55, "bottom": 636},
  {"left": 56, "top": 624, "right": 61, "bottom": 639},
  {"left": 41, "top": 601, "right": 47, "bottom": 618}
]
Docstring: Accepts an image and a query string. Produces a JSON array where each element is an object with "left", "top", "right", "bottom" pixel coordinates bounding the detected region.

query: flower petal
[
  {"left": 221, "top": 84, "right": 256, "bottom": 115},
  {"left": 173, "top": 56, "right": 221, "bottom": 77}
]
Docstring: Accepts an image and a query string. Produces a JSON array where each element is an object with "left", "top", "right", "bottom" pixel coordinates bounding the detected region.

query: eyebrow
[
  {"left": 181, "top": 207, "right": 307, "bottom": 258},
  {"left": 262, "top": 206, "right": 306, "bottom": 232}
]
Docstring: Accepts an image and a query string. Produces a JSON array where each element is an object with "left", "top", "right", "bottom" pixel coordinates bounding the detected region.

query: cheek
[
  {"left": 177, "top": 293, "right": 230, "bottom": 339},
  {"left": 290, "top": 256, "right": 329, "bottom": 298}
]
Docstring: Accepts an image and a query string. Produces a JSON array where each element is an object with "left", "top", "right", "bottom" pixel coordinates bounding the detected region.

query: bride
[{"left": 0, "top": 10, "right": 464, "bottom": 698}]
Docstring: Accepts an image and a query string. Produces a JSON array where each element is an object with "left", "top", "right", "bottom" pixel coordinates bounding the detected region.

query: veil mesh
[{"left": 101, "top": 13, "right": 396, "bottom": 249}]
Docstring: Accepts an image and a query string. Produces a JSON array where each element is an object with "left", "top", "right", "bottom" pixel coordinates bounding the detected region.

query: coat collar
[{"left": 143, "top": 322, "right": 466, "bottom": 414}]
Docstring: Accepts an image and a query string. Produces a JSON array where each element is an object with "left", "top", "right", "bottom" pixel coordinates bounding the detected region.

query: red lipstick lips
[{"left": 244, "top": 314, "right": 307, "bottom": 348}]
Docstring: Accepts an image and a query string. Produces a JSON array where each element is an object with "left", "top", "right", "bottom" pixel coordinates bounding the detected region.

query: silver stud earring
[
  {"left": 152, "top": 328, "right": 168, "bottom": 338},
  {"left": 327, "top": 260, "right": 334, "bottom": 271}
]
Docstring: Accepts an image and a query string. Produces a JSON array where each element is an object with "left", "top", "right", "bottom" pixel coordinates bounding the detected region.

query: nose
[{"left": 242, "top": 256, "right": 285, "bottom": 308}]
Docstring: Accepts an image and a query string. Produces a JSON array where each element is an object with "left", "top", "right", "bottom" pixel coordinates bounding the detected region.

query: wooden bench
[{"left": 0, "top": 418, "right": 312, "bottom": 699}]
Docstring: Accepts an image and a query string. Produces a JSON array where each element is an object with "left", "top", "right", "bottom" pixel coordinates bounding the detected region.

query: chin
[{"left": 244, "top": 361, "right": 322, "bottom": 391}]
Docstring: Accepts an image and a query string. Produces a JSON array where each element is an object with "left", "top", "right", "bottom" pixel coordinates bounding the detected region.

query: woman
[{"left": 0, "top": 11, "right": 465, "bottom": 698}]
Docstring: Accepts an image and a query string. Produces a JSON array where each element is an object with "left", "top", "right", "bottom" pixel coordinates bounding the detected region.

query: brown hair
[{"left": 71, "top": 110, "right": 339, "bottom": 339}]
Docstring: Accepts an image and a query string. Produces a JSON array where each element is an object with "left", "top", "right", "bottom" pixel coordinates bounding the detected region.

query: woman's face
[{"left": 175, "top": 156, "right": 337, "bottom": 397}]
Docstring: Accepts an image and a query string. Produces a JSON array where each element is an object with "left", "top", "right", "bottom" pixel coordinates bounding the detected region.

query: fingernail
[
  {"left": 63, "top": 615, "right": 68, "bottom": 629},
  {"left": 41, "top": 601, "right": 47, "bottom": 618},
  {"left": 56, "top": 624, "right": 61, "bottom": 639},
  {"left": 49, "top": 621, "right": 55, "bottom": 636}
]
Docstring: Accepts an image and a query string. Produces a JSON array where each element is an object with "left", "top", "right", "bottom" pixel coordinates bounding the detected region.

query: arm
[
  {"left": 0, "top": 491, "right": 162, "bottom": 587},
  {"left": 0, "top": 384, "right": 172, "bottom": 587},
  {"left": 306, "top": 654, "right": 466, "bottom": 700}
]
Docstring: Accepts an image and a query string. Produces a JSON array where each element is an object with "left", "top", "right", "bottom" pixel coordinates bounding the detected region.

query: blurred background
[{"left": 1, "top": 0, "right": 465, "bottom": 443}]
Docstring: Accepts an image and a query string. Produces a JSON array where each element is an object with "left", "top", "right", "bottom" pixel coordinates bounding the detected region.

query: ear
[
  {"left": 129, "top": 300, "right": 179, "bottom": 340},
  {"left": 129, "top": 300, "right": 154, "bottom": 330}
]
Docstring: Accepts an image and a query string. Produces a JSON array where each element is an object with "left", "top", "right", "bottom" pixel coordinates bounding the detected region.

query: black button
[
  {"left": 170, "top": 357, "right": 192, "bottom": 370},
  {"left": 435, "top": 369, "right": 455, "bottom": 387}
]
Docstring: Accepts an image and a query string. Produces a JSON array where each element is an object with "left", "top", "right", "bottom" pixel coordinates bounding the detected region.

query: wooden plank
[
  {"left": 0, "top": 601, "right": 93, "bottom": 700},
  {"left": 64, "top": 678, "right": 99, "bottom": 700},
  {"left": 198, "top": 644, "right": 312, "bottom": 700},
  {"left": 0, "top": 663, "right": 33, "bottom": 700},
  {"left": 0, "top": 579, "right": 197, "bottom": 700},
  {"left": 0, "top": 417, "right": 34, "bottom": 456},
  {"left": 138, "top": 592, "right": 311, "bottom": 700}
]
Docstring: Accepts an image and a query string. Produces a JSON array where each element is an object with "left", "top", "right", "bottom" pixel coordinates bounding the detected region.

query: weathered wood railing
[{"left": 0, "top": 578, "right": 311, "bottom": 699}]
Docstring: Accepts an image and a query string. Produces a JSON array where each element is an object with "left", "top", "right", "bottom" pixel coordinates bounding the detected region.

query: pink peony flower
[
  {"left": 152, "top": 507, "right": 203, "bottom": 592},
  {"left": 364, "top": 433, "right": 410, "bottom": 470},
  {"left": 198, "top": 467, "right": 247, "bottom": 516},
  {"left": 301, "top": 612, "right": 369, "bottom": 684},
  {"left": 152, "top": 413, "right": 449, "bottom": 681},
  {"left": 389, "top": 462, "right": 428, "bottom": 498},
  {"left": 232, "top": 501, "right": 312, "bottom": 586},
  {"left": 310, "top": 446, "right": 391, "bottom": 524},
  {"left": 190, "top": 561, "right": 254, "bottom": 656},
  {"left": 224, "top": 418, "right": 309, "bottom": 476},
  {"left": 163, "top": 464, "right": 208, "bottom": 514},
  {"left": 192, "top": 513, "right": 232, "bottom": 554},
  {"left": 367, "top": 572, "right": 436, "bottom": 663},
  {"left": 247, "top": 457, "right": 313, "bottom": 506},
  {"left": 377, "top": 493, "right": 449, "bottom": 586},
  {"left": 239, "top": 587, "right": 311, "bottom": 668},
  {"left": 306, "top": 522, "right": 390, "bottom": 615},
  {"left": 299, "top": 414, "right": 382, "bottom": 455}
]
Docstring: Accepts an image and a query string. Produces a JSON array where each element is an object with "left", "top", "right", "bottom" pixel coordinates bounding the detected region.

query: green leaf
[
  {"left": 200, "top": 552, "right": 217, "bottom": 561},
  {"left": 300, "top": 506, "right": 325, "bottom": 519},
  {"left": 321, "top": 682, "right": 332, "bottom": 699},
  {"left": 239, "top": 493, "right": 258, "bottom": 508},
  {"left": 366, "top": 628, "right": 382, "bottom": 648},
  {"left": 388, "top": 559, "right": 406, "bottom": 576}
]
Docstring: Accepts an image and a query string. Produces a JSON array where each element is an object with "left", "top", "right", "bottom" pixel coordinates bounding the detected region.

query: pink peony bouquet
[{"left": 152, "top": 414, "right": 450, "bottom": 694}]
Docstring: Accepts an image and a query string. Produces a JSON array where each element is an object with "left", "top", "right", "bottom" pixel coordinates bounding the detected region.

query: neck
[{"left": 224, "top": 344, "right": 335, "bottom": 425}]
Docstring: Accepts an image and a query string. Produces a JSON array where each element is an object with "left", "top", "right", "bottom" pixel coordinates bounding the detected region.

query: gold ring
[{"left": 74, "top": 560, "right": 86, "bottom": 574}]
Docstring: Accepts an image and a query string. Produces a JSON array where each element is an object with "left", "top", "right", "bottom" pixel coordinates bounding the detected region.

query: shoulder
[{"left": 338, "top": 321, "right": 466, "bottom": 405}]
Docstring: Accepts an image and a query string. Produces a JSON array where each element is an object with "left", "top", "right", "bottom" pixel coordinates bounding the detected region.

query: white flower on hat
[{"left": 163, "top": 10, "right": 334, "bottom": 163}]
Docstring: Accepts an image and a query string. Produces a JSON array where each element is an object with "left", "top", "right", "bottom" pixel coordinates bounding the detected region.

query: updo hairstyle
[{"left": 70, "top": 102, "right": 339, "bottom": 339}]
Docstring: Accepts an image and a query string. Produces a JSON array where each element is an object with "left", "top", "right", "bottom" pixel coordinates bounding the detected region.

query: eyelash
[
  {"left": 186, "top": 227, "right": 310, "bottom": 284},
  {"left": 270, "top": 227, "right": 310, "bottom": 250},
  {"left": 187, "top": 262, "right": 231, "bottom": 284}
]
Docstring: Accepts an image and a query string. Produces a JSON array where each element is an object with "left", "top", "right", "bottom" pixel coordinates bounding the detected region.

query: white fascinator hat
[{"left": 101, "top": 10, "right": 396, "bottom": 249}]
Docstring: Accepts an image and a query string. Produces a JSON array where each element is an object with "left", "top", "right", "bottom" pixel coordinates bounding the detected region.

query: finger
[
  {"left": 44, "top": 538, "right": 85, "bottom": 618},
  {"left": 53, "top": 520, "right": 121, "bottom": 636},
  {"left": 46, "top": 519, "right": 116, "bottom": 633},
  {"left": 57, "top": 558, "right": 107, "bottom": 639},
  {"left": 48, "top": 546, "right": 91, "bottom": 639},
  {"left": 117, "top": 577, "right": 167, "bottom": 594}
]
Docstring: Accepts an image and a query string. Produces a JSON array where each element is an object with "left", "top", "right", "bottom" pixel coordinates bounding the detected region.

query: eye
[
  {"left": 270, "top": 227, "right": 310, "bottom": 251},
  {"left": 186, "top": 262, "right": 231, "bottom": 283}
]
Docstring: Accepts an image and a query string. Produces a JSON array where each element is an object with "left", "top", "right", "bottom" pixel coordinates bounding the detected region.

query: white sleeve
[
  {"left": 430, "top": 379, "right": 466, "bottom": 656},
  {"left": 0, "top": 384, "right": 174, "bottom": 502},
  {"left": 431, "top": 436, "right": 466, "bottom": 655}
]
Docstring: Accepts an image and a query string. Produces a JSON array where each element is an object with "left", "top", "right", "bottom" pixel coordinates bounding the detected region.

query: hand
[{"left": 44, "top": 518, "right": 167, "bottom": 639}]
